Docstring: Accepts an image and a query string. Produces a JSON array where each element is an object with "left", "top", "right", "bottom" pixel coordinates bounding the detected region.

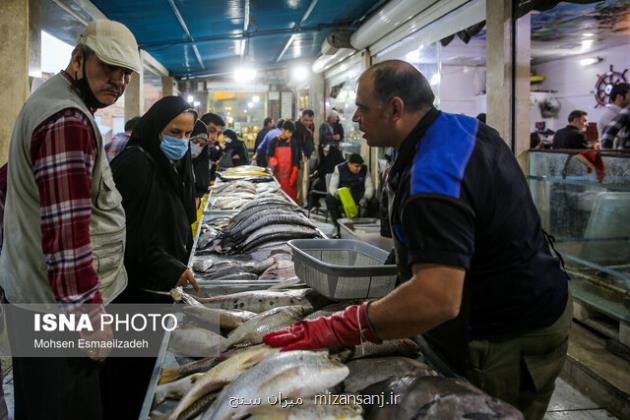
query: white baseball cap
[{"left": 79, "top": 19, "right": 142, "bottom": 74}]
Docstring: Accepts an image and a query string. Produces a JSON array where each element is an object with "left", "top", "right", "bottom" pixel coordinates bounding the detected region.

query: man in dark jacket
[
  {"left": 221, "top": 129, "right": 249, "bottom": 167},
  {"left": 295, "top": 109, "right": 314, "bottom": 205},
  {"left": 255, "top": 117, "right": 274, "bottom": 151},
  {"left": 553, "top": 110, "right": 589, "bottom": 149},
  {"left": 200, "top": 113, "right": 225, "bottom": 182},
  {"left": 306, "top": 144, "right": 344, "bottom": 210}
]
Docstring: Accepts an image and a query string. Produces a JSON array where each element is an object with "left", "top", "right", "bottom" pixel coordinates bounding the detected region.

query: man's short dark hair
[
  {"left": 277, "top": 119, "right": 285, "bottom": 129},
  {"left": 200, "top": 113, "right": 225, "bottom": 127},
  {"left": 301, "top": 109, "right": 314, "bottom": 118},
  {"left": 263, "top": 117, "right": 273, "bottom": 126},
  {"left": 568, "top": 110, "right": 587, "bottom": 122},
  {"left": 282, "top": 120, "right": 295, "bottom": 132},
  {"left": 368, "top": 60, "right": 435, "bottom": 112},
  {"left": 124, "top": 116, "right": 141, "bottom": 132},
  {"left": 348, "top": 153, "right": 364, "bottom": 164},
  {"left": 610, "top": 83, "right": 630, "bottom": 103}
]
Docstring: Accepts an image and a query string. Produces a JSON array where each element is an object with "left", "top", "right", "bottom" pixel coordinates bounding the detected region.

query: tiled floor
[{"left": 544, "top": 378, "right": 617, "bottom": 419}]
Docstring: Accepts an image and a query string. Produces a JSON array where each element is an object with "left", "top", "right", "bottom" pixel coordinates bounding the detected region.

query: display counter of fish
[{"left": 150, "top": 286, "right": 523, "bottom": 420}]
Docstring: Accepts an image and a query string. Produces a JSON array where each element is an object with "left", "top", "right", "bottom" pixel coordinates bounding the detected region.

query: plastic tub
[{"left": 288, "top": 239, "right": 397, "bottom": 300}]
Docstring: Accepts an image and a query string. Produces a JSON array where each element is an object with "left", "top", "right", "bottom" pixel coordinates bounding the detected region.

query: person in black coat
[
  {"left": 190, "top": 119, "right": 210, "bottom": 202},
  {"left": 306, "top": 143, "right": 344, "bottom": 210},
  {"left": 221, "top": 129, "right": 249, "bottom": 167},
  {"left": 111, "top": 95, "right": 200, "bottom": 302},
  {"left": 106, "top": 96, "right": 201, "bottom": 420}
]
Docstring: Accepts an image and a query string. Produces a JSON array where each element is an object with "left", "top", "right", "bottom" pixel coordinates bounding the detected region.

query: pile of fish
[
  {"left": 191, "top": 256, "right": 296, "bottom": 282},
  {"left": 151, "top": 287, "right": 523, "bottom": 420},
  {"left": 198, "top": 197, "right": 321, "bottom": 255}
]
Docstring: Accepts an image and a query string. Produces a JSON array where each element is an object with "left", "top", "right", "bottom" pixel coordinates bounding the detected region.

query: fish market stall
[{"left": 140, "top": 168, "right": 524, "bottom": 419}]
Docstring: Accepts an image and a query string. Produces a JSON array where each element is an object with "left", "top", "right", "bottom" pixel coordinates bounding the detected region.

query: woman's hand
[{"left": 177, "top": 269, "right": 200, "bottom": 292}]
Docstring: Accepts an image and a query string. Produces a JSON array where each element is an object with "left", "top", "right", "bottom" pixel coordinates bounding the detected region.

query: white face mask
[{"left": 190, "top": 142, "right": 204, "bottom": 158}]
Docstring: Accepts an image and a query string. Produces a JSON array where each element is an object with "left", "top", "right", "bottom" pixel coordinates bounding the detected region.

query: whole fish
[
  {"left": 170, "top": 287, "right": 203, "bottom": 306},
  {"left": 226, "top": 212, "right": 314, "bottom": 241},
  {"left": 221, "top": 306, "right": 308, "bottom": 351},
  {"left": 362, "top": 375, "right": 523, "bottom": 420},
  {"left": 210, "top": 272, "right": 259, "bottom": 281},
  {"left": 203, "top": 351, "right": 350, "bottom": 420},
  {"left": 168, "top": 327, "right": 226, "bottom": 357},
  {"left": 343, "top": 357, "right": 438, "bottom": 393},
  {"left": 177, "top": 391, "right": 218, "bottom": 420},
  {"left": 196, "top": 289, "right": 313, "bottom": 313},
  {"left": 159, "top": 347, "right": 251, "bottom": 384},
  {"left": 237, "top": 229, "right": 320, "bottom": 254},
  {"left": 154, "top": 372, "right": 204, "bottom": 407},
  {"left": 182, "top": 305, "right": 257, "bottom": 331},
  {"left": 169, "top": 345, "right": 279, "bottom": 420},
  {"left": 246, "top": 401, "right": 363, "bottom": 419},
  {"left": 258, "top": 260, "right": 296, "bottom": 280}
]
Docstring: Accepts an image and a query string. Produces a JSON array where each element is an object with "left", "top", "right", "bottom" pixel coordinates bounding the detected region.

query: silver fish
[
  {"left": 182, "top": 305, "right": 256, "bottom": 331},
  {"left": 194, "top": 289, "right": 313, "bottom": 313},
  {"left": 203, "top": 351, "right": 349, "bottom": 420},
  {"left": 154, "top": 372, "right": 204, "bottom": 407},
  {"left": 221, "top": 306, "right": 308, "bottom": 351},
  {"left": 168, "top": 327, "right": 226, "bottom": 357},
  {"left": 169, "top": 345, "right": 278, "bottom": 420},
  {"left": 343, "top": 357, "right": 438, "bottom": 393}
]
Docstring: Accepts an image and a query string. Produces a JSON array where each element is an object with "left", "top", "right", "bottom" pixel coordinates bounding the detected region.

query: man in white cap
[{"left": 0, "top": 19, "right": 141, "bottom": 420}]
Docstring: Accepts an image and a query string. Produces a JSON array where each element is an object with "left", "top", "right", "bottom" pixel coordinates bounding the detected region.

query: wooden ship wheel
[{"left": 593, "top": 64, "right": 628, "bottom": 107}]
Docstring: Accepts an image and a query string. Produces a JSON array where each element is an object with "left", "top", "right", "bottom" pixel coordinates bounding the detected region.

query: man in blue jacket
[{"left": 264, "top": 60, "right": 571, "bottom": 420}]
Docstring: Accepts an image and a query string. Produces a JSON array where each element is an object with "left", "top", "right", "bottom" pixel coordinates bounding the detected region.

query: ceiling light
[
  {"left": 291, "top": 65, "right": 309, "bottom": 82},
  {"left": 582, "top": 32, "right": 594, "bottom": 37},
  {"left": 234, "top": 67, "right": 257, "bottom": 82},
  {"left": 243, "top": 109, "right": 247, "bottom": 113},
  {"left": 252, "top": 95, "right": 260, "bottom": 103},
  {"left": 187, "top": 95, "right": 194, "bottom": 104},
  {"left": 193, "top": 101, "right": 200, "bottom": 107},
  {"left": 247, "top": 102, "right": 254, "bottom": 108}
]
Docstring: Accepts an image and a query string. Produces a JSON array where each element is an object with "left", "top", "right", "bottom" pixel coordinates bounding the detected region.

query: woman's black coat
[{"left": 111, "top": 96, "right": 197, "bottom": 302}]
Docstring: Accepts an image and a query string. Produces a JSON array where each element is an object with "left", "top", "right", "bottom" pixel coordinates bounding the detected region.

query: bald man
[{"left": 264, "top": 60, "right": 571, "bottom": 420}]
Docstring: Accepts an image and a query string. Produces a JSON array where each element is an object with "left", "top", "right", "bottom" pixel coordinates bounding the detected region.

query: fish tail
[{"left": 159, "top": 368, "right": 181, "bottom": 384}]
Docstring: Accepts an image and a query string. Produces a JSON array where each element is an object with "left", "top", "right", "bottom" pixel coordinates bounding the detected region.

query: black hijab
[
  {"left": 191, "top": 120, "right": 210, "bottom": 197},
  {"left": 126, "top": 95, "right": 197, "bottom": 223}
]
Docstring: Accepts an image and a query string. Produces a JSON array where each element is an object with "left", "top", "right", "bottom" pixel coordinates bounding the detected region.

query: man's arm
[
  {"left": 328, "top": 167, "right": 340, "bottom": 197},
  {"left": 369, "top": 264, "right": 464, "bottom": 338},
  {"left": 31, "top": 109, "right": 102, "bottom": 304},
  {"left": 601, "top": 107, "right": 630, "bottom": 149}
]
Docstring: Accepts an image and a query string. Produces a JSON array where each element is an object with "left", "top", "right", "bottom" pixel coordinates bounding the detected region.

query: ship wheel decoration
[{"left": 593, "top": 64, "right": 628, "bottom": 108}]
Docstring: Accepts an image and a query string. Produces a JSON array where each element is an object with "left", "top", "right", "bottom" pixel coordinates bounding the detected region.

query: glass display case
[{"left": 528, "top": 150, "right": 630, "bottom": 341}]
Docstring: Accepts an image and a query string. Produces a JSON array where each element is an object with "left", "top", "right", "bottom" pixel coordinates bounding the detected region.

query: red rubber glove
[
  {"left": 579, "top": 150, "right": 605, "bottom": 183},
  {"left": 289, "top": 166, "right": 299, "bottom": 187},
  {"left": 263, "top": 302, "right": 380, "bottom": 351},
  {"left": 268, "top": 157, "right": 278, "bottom": 167}
]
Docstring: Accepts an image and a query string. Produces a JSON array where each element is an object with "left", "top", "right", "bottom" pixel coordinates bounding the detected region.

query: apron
[
  {"left": 274, "top": 145, "right": 297, "bottom": 202},
  {"left": 386, "top": 175, "right": 472, "bottom": 374}
]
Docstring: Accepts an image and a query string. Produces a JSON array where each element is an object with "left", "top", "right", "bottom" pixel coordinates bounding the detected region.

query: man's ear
[
  {"left": 389, "top": 97, "right": 405, "bottom": 122},
  {"left": 69, "top": 47, "right": 84, "bottom": 75}
]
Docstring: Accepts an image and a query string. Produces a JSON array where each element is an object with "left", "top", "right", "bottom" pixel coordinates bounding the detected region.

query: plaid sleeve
[
  {"left": 601, "top": 107, "right": 630, "bottom": 149},
  {"left": 30, "top": 108, "right": 103, "bottom": 304}
]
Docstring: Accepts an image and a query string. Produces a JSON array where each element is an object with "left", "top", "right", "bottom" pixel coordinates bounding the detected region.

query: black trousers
[
  {"left": 325, "top": 194, "right": 343, "bottom": 228},
  {"left": 5, "top": 303, "right": 105, "bottom": 420}
]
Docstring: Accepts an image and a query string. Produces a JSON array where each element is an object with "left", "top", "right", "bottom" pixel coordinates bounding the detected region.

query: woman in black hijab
[
  {"left": 105, "top": 96, "right": 200, "bottom": 420},
  {"left": 111, "top": 95, "right": 200, "bottom": 302},
  {"left": 190, "top": 119, "right": 210, "bottom": 203}
]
